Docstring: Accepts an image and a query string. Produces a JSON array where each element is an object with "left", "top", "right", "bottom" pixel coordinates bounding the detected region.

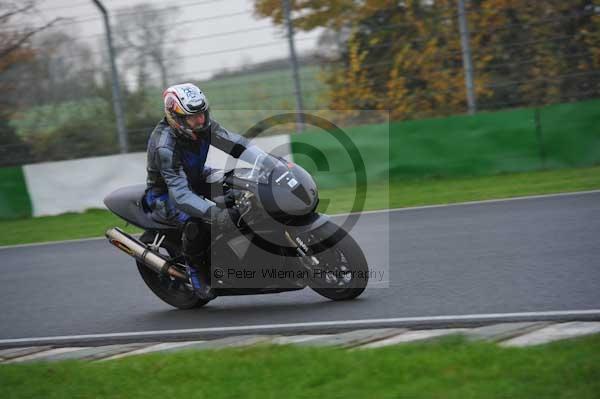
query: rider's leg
[
  {"left": 145, "top": 189, "right": 215, "bottom": 300},
  {"left": 182, "top": 218, "right": 214, "bottom": 300}
]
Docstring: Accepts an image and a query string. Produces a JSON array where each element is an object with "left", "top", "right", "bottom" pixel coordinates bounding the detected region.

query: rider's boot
[
  {"left": 185, "top": 262, "right": 215, "bottom": 300},
  {"left": 182, "top": 220, "right": 215, "bottom": 301}
]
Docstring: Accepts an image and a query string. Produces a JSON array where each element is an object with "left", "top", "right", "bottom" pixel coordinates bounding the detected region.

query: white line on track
[
  {"left": 1, "top": 309, "right": 599, "bottom": 346},
  {"left": 1, "top": 189, "right": 599, "bottom": 250}
]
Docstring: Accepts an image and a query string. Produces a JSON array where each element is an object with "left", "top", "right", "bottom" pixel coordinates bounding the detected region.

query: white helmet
[{"left": 163, "top": 83, "right": 211, "bottom": 140}]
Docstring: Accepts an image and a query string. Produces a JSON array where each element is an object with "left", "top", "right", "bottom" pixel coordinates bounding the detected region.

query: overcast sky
[{"left": 27, "top": 0, "right": 321, "bottom": 82}]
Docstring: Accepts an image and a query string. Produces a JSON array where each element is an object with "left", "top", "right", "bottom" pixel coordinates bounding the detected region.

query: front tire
[
  {"left": 305, "top": 222, "right": 369, "bottom": 300},
  {"left": 136, "top": 231, "right": 210, "bottom": 309}
]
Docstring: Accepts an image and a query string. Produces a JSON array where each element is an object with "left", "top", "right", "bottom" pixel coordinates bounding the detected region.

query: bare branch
[
  {"left": 0, "top": 2, "right": 35, "bottom": 23},
  {"left": 0, "top": 17, "right": 62, "bottom": 58}
]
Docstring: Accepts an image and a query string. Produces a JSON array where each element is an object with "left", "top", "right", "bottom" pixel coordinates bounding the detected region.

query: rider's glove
[
  {"left": 223, "top": 188, "right": 237, "bottom": 208},
  {"left": 206, "top": 205, "right": 241, "bottom": 231}
]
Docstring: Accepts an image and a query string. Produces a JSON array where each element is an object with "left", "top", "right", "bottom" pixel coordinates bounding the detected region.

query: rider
[{"left": 145, "top": 82, "right": 255, "bottom": 300}]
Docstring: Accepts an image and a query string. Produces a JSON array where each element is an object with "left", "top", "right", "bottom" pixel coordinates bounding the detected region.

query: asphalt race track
[{"left": 1, "top": 192, "right": 599, "bottom": 341}]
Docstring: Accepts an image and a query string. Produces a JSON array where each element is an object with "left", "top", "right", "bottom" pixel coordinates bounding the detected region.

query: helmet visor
[{"left": 184, "top": 112, "right": 210, "bottom": 135}]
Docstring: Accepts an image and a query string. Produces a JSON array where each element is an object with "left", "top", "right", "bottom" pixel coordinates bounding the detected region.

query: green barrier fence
[
  {"left": 0, "top": 167, "right": 32, "bottom": 219},
  {"left": 291, "top": 99, "right": 600, "bottom": 189},
  {"left": 1, "top": 99, "right": 598, "bottom": 219}
]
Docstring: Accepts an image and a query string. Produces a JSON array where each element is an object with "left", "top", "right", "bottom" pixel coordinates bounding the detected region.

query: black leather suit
[{"left": 145, "top": 117, "right": 251, "bottom": 224}]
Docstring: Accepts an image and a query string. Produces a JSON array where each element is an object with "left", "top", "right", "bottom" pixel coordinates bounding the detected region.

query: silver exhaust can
[{"left": 105, "top": 227, "right": 186, "bottom": 280}]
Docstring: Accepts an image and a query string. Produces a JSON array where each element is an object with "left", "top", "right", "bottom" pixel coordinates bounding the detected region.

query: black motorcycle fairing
[
  {"left": 257, "top": 163, "right": 319, "bottom": 219},
  {"left": 209, "top": 227, "right": 308, "bottom": 291},
  {"left": 283, "top": 213, "right": 331, "bottom": 236},
  {"left": 103, "top": 185, "right": 178, "bottom": 231}
]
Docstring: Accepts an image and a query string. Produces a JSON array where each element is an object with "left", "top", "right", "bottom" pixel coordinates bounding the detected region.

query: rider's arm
[
  {"left": 210, "top": 122, "right": 265, "bottom": 161},
  {"left": 156, "top": 146, "right": 212, "bottom": 218}
]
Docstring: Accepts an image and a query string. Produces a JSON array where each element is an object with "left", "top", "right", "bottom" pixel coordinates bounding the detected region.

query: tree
[
  {"left": 1, "top": 1, "right": 61, "bottom": 104},
  {"left": 323, "top": 0, "right": 485, "bottom": 118},
  {"left": 254, "top": 0, "right": 600, "bottom": 120},
  {"left": 113, "top": 3, "right": 180, "bottom": 90},
  {"left": 0, "top": 2, "right": 58, "bottom": 60},
  {"left": 0, "top": 1, "right": 61, "bottom": 166},
  {"left": 469, "top": 0, "right": 600, "bottom": 108},
  {"left": 15, "top": 30, "right": 98, "bottom": 105},
  {"left": 254, "top": 0, "right": 360, "bottom": 31}
]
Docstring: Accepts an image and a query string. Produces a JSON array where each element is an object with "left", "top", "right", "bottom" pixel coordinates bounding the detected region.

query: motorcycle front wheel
[{"left": 304, "top": 221, "right": 369, "bottom": 300}]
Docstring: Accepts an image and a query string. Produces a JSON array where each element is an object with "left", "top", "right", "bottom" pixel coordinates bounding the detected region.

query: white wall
[{"left": 23, "top": 153, "right": 148, "bottom": 217}]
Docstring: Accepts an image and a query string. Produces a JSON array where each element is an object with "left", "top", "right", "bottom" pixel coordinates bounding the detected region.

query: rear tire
[
  {"left": 136, "top": 231, "right": 210, "bottom": 309},
  {"left": 306, "top": 222, "right": 369, "bottom": 300}
]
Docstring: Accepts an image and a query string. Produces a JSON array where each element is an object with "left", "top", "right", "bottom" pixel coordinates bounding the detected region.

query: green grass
[
  {"left": 0, "top": 209, "right": 140, "bottom": 247},
  {"left": 318, "top": 164, "right": 600, "bottom": 214},
  {"left": 1, "top": 335, "right": 599, "bottom": 398},
  {"left": 201, "top": 65, "right": 327, "bottom": 134},
  {"left": 202, "top": 65, "right": 326, "bottom": 109},
  {"left": 0, "top": 165, "right": 598, "bottom": 247}
]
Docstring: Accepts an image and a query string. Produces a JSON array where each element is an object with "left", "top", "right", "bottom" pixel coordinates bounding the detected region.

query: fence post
[
  {"left": 282, "top": 0, "right": 305, "bottom": 132},
  {"left": 92, "top": 0, "right": 128, "bottom": 153},
  {"left": 534, "top": 108, "right": 547, "bottom": 168},
  {"left": 457, "top": 0, "right": 477, "bottom": 115}
]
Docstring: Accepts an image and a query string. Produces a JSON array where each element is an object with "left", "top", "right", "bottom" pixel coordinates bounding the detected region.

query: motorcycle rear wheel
[{"left": 136, "top": 231, "right": 210, "bottom": 309}]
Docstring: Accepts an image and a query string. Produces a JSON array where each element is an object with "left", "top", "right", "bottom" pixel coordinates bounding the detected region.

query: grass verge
[
  {"left": 319, "top": 164, "right": 600, "bottom": 214},
  {"left": 0, "top": 165, "right": 598, "bottom": 246},
  {"left": 0, "top": 335, "right": 599, "bottom": 398}
]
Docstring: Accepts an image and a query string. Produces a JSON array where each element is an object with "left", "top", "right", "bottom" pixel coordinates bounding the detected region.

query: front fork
[{"left": 284, "top": 230, "right": 320, "bottom": 270}]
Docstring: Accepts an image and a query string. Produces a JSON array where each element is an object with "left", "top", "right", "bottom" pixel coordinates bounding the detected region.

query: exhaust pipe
[{"left": 105, "top": 227, "right": 186, "bottom": 280}]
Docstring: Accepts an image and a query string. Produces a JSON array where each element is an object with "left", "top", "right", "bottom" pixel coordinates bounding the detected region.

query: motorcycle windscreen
[{"left": 231, "top": 146, "right": 282, "bottom": 184}]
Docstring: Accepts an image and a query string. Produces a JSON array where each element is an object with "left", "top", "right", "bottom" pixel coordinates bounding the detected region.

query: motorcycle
[{"left": 103, "top": 147, "right": 369, "bottom": 309}]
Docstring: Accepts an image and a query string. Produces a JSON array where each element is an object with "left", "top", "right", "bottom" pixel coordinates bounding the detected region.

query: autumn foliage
[{"left": 255, "top": 0, "right": 600, "bottom": 120}]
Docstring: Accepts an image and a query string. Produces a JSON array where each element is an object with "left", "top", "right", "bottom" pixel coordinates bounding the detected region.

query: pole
[
  {"left": 534, "top": 108, "right": 546, "bottom": 169},
  {"left": 457, "top": 0, "right": 477, "bottom": 115},
  {"left": 92, "top": 0, "right": 128, "bottom": 153},
  {"left": 282, "top": 0, "right": 305, "bottom": 132}
]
